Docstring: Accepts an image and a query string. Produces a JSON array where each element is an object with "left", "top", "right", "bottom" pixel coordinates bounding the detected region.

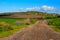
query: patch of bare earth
[{"left": 0, "top": 20, "right": 60, "bottom": 40}]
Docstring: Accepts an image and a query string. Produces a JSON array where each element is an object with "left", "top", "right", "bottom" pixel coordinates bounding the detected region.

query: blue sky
[{"left": 0, "top": 0, "right": 60, "bottom": 13}]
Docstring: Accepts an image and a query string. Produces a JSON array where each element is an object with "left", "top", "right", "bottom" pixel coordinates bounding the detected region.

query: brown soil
[
  {"left": 3, "top": 15, "right": 43, "bottom": 18},
  {"left": 0, "top": 20, "right": 60, "bottom": 40}
]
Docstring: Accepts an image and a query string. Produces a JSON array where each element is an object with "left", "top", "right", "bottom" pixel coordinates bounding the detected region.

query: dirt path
[{"left": 0, "top": 20, "right": 60, "bottom": 40}]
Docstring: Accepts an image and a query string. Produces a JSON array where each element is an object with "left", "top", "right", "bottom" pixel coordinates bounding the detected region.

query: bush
[
  {"left": 8, "top": 26, "right": 14, "bottom": 30},
  {"left": 0, "top": 26, "right": 3, "bottom": 32},
  {"left": 45, "top": 16, "right": 56, "bottom": 19},
  {"left": 48, "top": 19, "right": 60, "bottom": 29},
  {"left": 30, "top": 18, "right": 38, "bottom": 24},
  {"left": 0, "top": 22, "right": 7, "bottom": 26},
  {"left": 0, "top": 22, "right": 14, "bottom": 32},
  {"left": 25, "top": 23, "right": 30, "bottom": 25}
]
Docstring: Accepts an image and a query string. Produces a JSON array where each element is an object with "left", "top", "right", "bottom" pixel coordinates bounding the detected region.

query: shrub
[
  {"left": 0, "top": 22, "right": 14, "bottom": 32},
  {"left": 0, "top": 26, "right": 3, "bottom": 32},
  {"left": 0, "top": 22, "right": 7, "bottom": 26},
  {"left": 25, "top": 23, "right": 30, "bottom": 25},
  {"left": 8, "top": 26, "right": 14, "bottom": 30},
  {"left": 30, "top": 19, "right": 38, "bottom": 24},
  {"left": 48, "top": 19, "right": 60, "bottom": 29}
]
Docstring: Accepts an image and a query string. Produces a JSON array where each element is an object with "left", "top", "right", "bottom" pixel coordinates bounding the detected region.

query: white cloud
[
  {"left": 41, "top": 5, "right": 55, "bottom": 10},
  {"left": 26, "top": 7, "right": 40, "bottom": 11},
  {"left": 12, "top": 5, "right": 57, "bottom": 13},
  {"left": 26, "top": 8, "right": 34, "bottom": 11}
]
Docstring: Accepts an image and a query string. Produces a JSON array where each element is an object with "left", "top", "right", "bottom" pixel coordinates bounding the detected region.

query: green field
[
  {"left": 48, "top": 18, "right": 60, "bottom": 32},
  {"left": 0, "top": 18, "right": 38, "bottom": 38},
  {"left": 0, "top": 23, "right": 28, "bottom": 38},
  {"left": 0, "top": 18, "right": 25, "bottom": 23},
  {"left": 44, "top": 14, "right": 60, "bottom": 32},
  {"left": 0, "top": 18, "right": 27, "bottom": 38}
]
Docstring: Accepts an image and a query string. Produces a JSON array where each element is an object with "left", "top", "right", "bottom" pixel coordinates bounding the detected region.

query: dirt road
[{"left": 0, "top": 20, "right": 60, "bottom": 40}]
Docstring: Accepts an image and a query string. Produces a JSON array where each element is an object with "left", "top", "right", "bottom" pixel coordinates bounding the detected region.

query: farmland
[
  {"left": 0, "top": 18, "right": 25, "bottom": 23},
  {"left": 48, "top": 18, "right": 60, "bottom": 32},
  {"left": 0, "top": 11, "right": 60, "bottom": 38},
  {"left": 0, "top": 18, "right": 27, "bottom": 38},
  {"left": 0, "top": 18, "right": 38, "bottom": 38}
]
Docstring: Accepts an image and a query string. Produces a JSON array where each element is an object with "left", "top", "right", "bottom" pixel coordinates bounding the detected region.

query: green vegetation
[
  {"left": 45, "top": 15, "right": 56, "bottom": 19},
  {"left": 40, "top": 12, "right": 60, "bottom": 32},
  {"left": 0, "top": 24, "right": 27, "bottom": 38},
  {"left": 0, "top": 11, "right": 60, "bottom": 37},
  {"left": 0, "top": 18, "right": 38, "bottom": 38},
  {"left": 48, "top": 18, "right": 60, "bottom": 32},
  {"left": 0, "top": 18, "right": 25, "bottom": 23},
  {"left": 30, "top": 18, "right": 38, "bottom": 24},
  {"left": 0, "top": 18, "right": 27, "bottom": 38}
]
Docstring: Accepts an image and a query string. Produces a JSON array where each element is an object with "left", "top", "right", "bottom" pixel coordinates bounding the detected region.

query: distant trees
[
  {"left": 0, "top": 13, "right": 11, "bottom": 17},
  {"left": 57, "top": 15, "right": 60, "bottom": 18},
  {"left": 0, "top": 13, "right": 12, "bottom": 18}
]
